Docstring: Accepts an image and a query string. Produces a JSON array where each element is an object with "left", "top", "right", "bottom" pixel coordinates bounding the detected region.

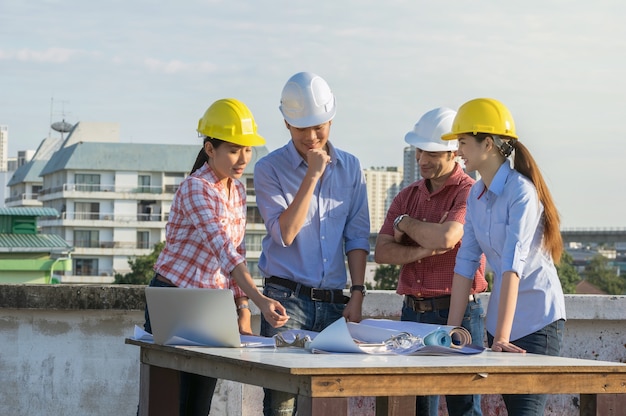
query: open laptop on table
[{"left": 144, "top": 286, "right": 241, "bottom": 347}]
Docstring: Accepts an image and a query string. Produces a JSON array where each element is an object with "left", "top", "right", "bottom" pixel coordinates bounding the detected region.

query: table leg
[
  {"left": 376, "top": 396, "right": 416, "bottom": 416},
  {"left": 579, "top": 394, "right": 597, "bottom": 416},
  {"left": 138, "top": 363, "right": 179, "bottom": 416},
  {"left": 297, "top": 396, "right": 348, "bottom": 416}
]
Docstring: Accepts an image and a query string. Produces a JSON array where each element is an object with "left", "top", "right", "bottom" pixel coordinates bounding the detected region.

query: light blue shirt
[
  {"left": 254, "top": 141, "right": 370, "bottom": 289},
  {"left": 454, "top": 162, "right": 566, "bottom": 341}
]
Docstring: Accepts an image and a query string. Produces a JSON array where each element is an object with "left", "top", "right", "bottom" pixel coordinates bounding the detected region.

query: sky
[{"left": 2, "top": 0, "right": 625, "bottom": 229}]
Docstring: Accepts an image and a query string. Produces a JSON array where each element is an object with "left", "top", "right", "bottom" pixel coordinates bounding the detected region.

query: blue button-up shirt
[
  {"left": 454, "top": 161, "right": 566, "bottom": 341},
  {"left": 254, "top": 141, "right": 370, "bottom": 289}
]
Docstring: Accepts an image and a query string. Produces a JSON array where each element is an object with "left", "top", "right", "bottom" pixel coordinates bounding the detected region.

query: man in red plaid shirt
[{"left": 374, "top": 107, "right": 487, "bottom": 416}]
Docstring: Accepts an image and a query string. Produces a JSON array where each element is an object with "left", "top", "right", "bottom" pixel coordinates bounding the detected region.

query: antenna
[{"left": 50, "top": 98, "right": 74, "bottom": 140}]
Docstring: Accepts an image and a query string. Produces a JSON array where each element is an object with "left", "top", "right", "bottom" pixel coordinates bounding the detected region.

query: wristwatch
[
  {"left": 350, "top": 285, "right": 367, "bottom": 296},
  {"left": 393, "top": 214, "right": 409, "bottom": 232}
]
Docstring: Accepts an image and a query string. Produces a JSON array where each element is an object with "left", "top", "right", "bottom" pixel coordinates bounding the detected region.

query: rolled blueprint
[{"left": 359, "top": 319, "right": 473, "bottom": 348}]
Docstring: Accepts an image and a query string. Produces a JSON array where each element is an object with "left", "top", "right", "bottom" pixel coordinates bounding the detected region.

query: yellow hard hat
[
  {"left": 441, "top": 98, "right": 517, "bottom": 141},
  {"left": 197, "top": 98, "right": 266, "bottom": 146}
]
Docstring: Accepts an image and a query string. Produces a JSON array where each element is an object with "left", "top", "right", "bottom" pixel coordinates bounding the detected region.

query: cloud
[
  {"left": 142, "top": 58, "right": 218, "bottom": 74},
  {"left": 0, "top": 47, "right": 82, "bottom": 63}
]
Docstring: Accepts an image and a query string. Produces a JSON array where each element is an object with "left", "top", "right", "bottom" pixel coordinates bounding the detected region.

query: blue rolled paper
[{"left": 423, "top": 329, "right": 452, "bottom": 347}]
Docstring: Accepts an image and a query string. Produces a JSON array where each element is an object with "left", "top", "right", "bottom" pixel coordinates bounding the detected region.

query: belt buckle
[{"left": 311, "top": 288, "right": 324, "bottom": 302}]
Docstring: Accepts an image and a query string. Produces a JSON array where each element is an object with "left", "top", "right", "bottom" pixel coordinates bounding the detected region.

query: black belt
[
  {"left": 265, "top": 276, "right": 350, "bottom": 304},
  {"left": 404, "top": 294, "right": 475, "bottom": 313}
]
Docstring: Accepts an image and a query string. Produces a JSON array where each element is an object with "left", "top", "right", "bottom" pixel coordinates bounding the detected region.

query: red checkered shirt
[
  {"left": 154, "top": 163, "right": 247, "bottom": 298},
  {"left": 379, "top": 163, "right": 487, "bottom": 298}
]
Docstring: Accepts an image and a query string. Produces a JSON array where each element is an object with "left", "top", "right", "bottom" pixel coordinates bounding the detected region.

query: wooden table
[{"left": 126, "top": 338, "right": 626, "bottom": 416}]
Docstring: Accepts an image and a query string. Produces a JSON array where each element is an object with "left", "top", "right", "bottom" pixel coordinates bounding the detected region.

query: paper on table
[
  {"left": 309, "top": 318, "right": 484, "bottom": 355},
  {"left": 132, "top": 325, "right": 283, "bottom": 348}
]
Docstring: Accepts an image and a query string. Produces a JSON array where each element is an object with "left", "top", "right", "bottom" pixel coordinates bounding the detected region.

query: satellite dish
[{"left": 51, "top": 120, "right": 74, "bottom": 133}]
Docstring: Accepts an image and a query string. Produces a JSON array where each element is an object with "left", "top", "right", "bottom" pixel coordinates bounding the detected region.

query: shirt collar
[
  {"left": 489, "top": 161, "right": 513, "bottom": 196},
  {"left": 195, "top": 162, "right": 227, "bottom": 190},
  {"left": 415, "top": 162, "right": 466, "bottom": 194}
]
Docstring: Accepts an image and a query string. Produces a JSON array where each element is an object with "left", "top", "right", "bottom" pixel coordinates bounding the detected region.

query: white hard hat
[
  {"left": 279, "top": 72, "right": 336, "bottom": 128},
  {"left": 405, "top": 107, "right": 458, "bottom": 152}
]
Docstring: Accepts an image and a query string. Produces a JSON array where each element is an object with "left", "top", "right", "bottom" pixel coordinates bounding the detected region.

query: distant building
[
  {"left": 401, "top": 146, "right": 420, "bottom": 188},
  {"left": 363, "top": 167, "right": 403, "bottom": 234},
  {"left": 0, "top": 207, "right": 73, "bottom": 284},
  {"left": 7, "top": 123, "right": 269, "bottom": 284},
  {"left": 0, "top": 125, "right": 8, "bottom": 172}
]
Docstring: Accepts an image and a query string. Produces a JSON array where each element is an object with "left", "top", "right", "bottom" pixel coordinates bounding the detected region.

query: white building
[
  {"left": 363, "top": 167, "right": 403, "bottom": 234},
  {"left": 7, "top": 121, "right": 268, "bottom": 284},
  {"left": 0, "top": 125, "right": 8, "bottom": 172}
]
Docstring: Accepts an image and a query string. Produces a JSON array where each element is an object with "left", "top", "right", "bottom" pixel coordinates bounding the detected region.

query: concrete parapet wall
[{"left": 0, "top": 285, "right": 624, "bottom": 415}]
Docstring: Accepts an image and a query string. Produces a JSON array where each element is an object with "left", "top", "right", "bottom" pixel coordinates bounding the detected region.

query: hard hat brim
[{"left": 406, "top": 131, "right": 458, "bottom": 151}]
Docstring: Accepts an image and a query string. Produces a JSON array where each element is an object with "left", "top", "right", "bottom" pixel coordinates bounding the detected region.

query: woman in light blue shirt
[{"left": 444, "top": 98, "right": 566, "bottom": 416}]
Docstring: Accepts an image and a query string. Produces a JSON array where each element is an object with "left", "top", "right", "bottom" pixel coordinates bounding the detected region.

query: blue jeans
[
  {"left": 487, "top": 319, "right": 564, "bottom": 416},
  {"left": 142, "top": 275, "right": 218, "bottom": 416},
  {"left": 260, "top": 283, "right": 346, "bottom": 416},
  {"left": 401, "top": 297, "right": 485, "bottom": 416}
]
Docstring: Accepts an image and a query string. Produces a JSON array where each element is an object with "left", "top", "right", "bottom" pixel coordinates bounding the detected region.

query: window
[
  {"left": 138, "top": 175, "right": 151, "bottom": 193},
  {"left": 75, "top": 174, "right": 101, "bottom": 192},
  {"left": 75, "top": 202, "right": 100, "bottom": 220},
  {"left": 246, "top": 206, "right": 264, "bottom": 225},
  {"left": 74, "top": 258, "right": 98, "bottom": 276},
  {"left": 74, "top": 230, "right": 99, "bottom": 248},
  {"left": 137, "top": 231, "right": 150, "bottom": 249},
  {"left": 246, "top": 177, "right": 256, "bottom": 196},
  {"left": 245, "top": 234, "right": 264, "bottom": 252},
  {"left": 247, "top": 260, "right": 261, "bottom": 278}
]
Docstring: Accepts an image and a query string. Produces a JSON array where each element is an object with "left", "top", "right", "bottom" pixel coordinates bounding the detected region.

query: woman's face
[
  {"left": 205, "top": 141, "right": 252, "bottom": 182},
  {"left": 457, "top": 134, "right": 488, "bottom": 172}
]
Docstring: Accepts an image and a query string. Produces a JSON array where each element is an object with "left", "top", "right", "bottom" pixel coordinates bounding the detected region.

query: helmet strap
[{"left": 492, "top": 135, "right": 515, "bottom": 158}]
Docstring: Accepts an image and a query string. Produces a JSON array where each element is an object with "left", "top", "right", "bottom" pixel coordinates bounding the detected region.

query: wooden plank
[
  {"left": 308, "top": 373, "right": 626, "bottom": 397},
  {"left": 297, "top": 397, "right": 348, "bottom": 416},
  {"left": 375, "top": 396, "right": 416, "bottom": 416},
  {"left": 138, "top": 363, "right": 179, "bottom": 416}
]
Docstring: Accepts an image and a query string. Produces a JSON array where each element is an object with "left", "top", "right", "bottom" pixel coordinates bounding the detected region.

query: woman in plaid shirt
[{"left": 143, "top": 98, "right": 289, "bottom": 416}]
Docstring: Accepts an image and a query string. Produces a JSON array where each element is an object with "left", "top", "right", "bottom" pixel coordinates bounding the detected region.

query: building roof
[
  {"left": 41, "top": 142, "right": 201, "bottom": 175},
  {"left": 0, "top": 233, "right": 72, "bottom": 252},
  {"left": 575, "top": 280, "right": 607, "bottom": 295},
  {"left": 8, "top": 159, "right": 49, "bottom": 185},
  {"left": 40, "top": 141, "right": 269, "bottom": 175},
  {"left": 0, "top": 207, "right": 59, "bottom": 217}
]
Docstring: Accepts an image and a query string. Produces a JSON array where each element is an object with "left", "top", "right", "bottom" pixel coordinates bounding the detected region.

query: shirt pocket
[
  {"left": 327, "top": 186, "right": 352, "bottom": 219},
  {"left": 488, "top": 220, "right": 507, "bottom": 257}
]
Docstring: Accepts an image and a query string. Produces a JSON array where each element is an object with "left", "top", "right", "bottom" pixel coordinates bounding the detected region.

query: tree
[
  {"left": 371, "top": 264, "right": 400, "bottom": 290},
  {"left": 114, "top": 241, "right": 165, "bottom": 285},
  {"left": 556, "top": 251, "right": 582, "bottom": 294},
  {"left": 582, "top": 254, "right": 625, "bottom": 295}
]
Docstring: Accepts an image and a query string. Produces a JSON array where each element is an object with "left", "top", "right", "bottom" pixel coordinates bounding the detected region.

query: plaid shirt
[
  {"left": 154, "top": 163, "right": 246, "bottom": 298},
  {"left": 379, "top": 163, "right": 487, "bottom": 298}
]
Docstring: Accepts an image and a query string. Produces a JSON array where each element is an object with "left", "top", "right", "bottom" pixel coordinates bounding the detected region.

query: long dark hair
[
  {"left": 191, "top": 137, "right": 226, "bottom": 174},
  {"left": 473, "top": 133, "right": 563, "bottom": 263}
]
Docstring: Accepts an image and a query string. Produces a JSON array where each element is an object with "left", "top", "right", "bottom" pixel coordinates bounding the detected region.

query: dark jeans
[
  {"left": 260, "top": 282, "right": 346, "bottom": 416},
  {"left": 487, "top": 319, "right": 565, "bottom": 416},
  {"left": 401, "top": 297, "right": 485, "bottom": 416},
  {"left": 142, "top": 275, "right": 217, "bottom": 416}
]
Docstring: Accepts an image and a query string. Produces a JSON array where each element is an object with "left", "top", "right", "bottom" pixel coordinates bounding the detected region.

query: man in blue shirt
[{"left": 254, "top": 71, "right": 371, "bottom": 416}]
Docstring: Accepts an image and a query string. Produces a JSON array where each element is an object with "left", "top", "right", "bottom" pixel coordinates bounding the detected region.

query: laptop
[{"left": 144, "top": 286, "right": 241, "bottom": 347}]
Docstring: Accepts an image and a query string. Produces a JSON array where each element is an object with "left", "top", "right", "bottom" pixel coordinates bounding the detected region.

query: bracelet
[{"left": 236, "top": 303, "right": 249, "bottom": 310}]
